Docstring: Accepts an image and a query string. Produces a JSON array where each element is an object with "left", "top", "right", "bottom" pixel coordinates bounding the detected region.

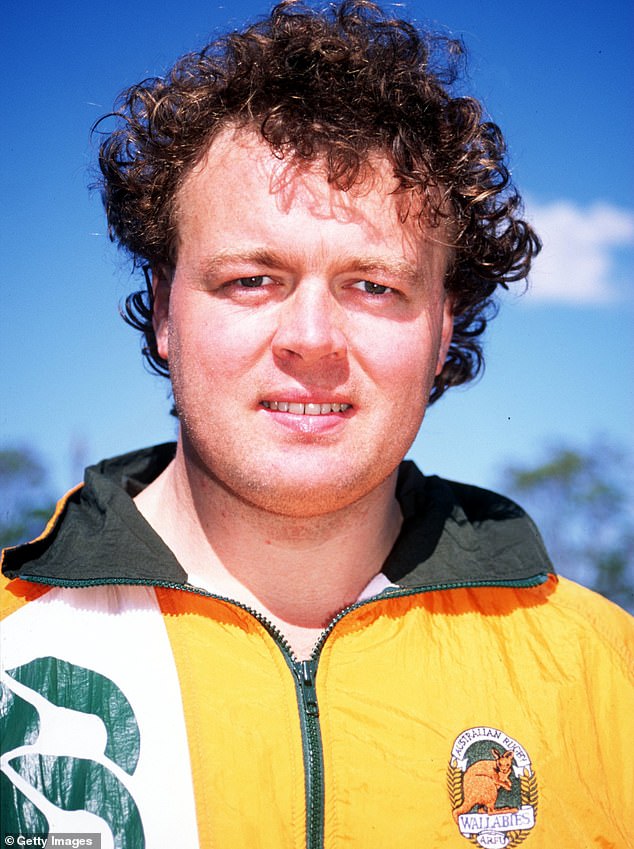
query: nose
[{"left": 272, "top": 279, "right": 347, "bottom": 365}]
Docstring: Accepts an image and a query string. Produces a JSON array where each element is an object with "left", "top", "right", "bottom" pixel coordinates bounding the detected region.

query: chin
[
  {"left": 225, "top": 466, "right": 394, "bottom": 519},
  {"left": 243, "top": 492, "right": 360, "bottom": 519}
]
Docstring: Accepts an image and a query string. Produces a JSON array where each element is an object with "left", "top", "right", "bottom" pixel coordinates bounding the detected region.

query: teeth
[{"left": 262, "top": 401, "right": 351, "bottom": 415}]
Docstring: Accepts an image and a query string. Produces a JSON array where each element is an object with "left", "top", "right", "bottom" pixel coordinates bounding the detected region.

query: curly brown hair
[{"left": 96, "top": 0, "right": 539, "bottom": 403}]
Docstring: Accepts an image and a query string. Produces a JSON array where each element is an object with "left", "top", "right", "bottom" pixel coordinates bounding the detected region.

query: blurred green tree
[
  {"left": 501, "top": 440, "right": 634, "bottom": 613},
  {"left": 0, "top": 447, "right": 56, "bottom": 549}
]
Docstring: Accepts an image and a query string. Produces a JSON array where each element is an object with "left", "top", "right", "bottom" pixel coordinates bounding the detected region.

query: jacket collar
[{"left": 2, "top": 443, "right": 553, "bottom": 589}]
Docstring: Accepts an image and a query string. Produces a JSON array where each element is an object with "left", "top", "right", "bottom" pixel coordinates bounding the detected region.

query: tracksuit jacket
[{"left": 1, "top": 443, "right": 633, "bottom": 849}]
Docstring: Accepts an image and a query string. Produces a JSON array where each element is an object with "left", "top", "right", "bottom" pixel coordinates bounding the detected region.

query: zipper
[
  {"left": 295, "top": 659, "right": 323, "bottom": 849},
  {"left": 17, "top": 570, "right": 549, "bottom": 849}
]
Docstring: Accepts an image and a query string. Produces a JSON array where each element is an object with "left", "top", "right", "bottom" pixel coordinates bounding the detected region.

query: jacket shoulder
[{"left": 551, "top": 576, "right": 634, "bottom": 673}]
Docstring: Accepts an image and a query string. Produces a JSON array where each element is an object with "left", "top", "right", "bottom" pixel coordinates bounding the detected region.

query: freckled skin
[{"left": 153, "top": 128, "right": 453, "bottom": 519}]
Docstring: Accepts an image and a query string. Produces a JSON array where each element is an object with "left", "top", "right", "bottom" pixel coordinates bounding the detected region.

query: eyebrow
[
  {"left": 197, "top": 249, "right": 280, "bottom": 277},
  {"left": 347, "top": 258, "right": 422, "bottom": 286},
  {"left": 196, "top": 249, "right": 423, "bottom": 286}
]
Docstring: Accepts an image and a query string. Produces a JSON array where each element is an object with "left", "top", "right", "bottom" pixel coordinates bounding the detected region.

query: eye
[
  {"left": 233, "top": 275, "right": 273, "bottom": 288},
  {"left": 351, "top": 280, "right": 394, "bottom": 296}
]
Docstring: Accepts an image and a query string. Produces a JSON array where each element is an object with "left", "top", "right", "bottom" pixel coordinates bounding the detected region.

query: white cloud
[{"left": 523, "top": 200, "right": 634, "bottom": 304}]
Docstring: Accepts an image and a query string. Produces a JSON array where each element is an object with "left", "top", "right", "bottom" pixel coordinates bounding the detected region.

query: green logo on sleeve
[{"left": 1, "top": 657, "right": 145, "bottom": 848}]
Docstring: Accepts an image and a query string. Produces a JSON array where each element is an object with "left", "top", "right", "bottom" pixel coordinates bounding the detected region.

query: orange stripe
[{"left": 1, "top": 573, "right": 52, "bottom": 617}]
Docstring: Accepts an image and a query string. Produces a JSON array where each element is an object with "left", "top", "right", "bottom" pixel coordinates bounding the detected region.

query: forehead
[
  {"left": 174, "top": 127, "right": 449, "bottom": 268},
  {"left": 179, "top": 128, "right": 397, "bottom": 208}
]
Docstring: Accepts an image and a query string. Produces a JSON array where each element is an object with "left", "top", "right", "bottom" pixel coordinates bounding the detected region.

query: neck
[{"left": 134, "top": 439, "right": 402, "bottom": 649}]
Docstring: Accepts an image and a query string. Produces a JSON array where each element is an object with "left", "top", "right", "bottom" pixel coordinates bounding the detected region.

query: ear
[
  {"left": 152, "top": 265, "right": 172, "bottom": 361},
  {"left": 435, "top": 295, "right": 454, "bottom": 376},
  {"left": 491, "top": 747, "right": 502, "bottom": 758}
]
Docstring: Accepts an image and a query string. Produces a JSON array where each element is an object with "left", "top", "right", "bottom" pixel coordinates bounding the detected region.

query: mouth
[{"left": 260, "top": 401, "right": 352, "bottom": 415}]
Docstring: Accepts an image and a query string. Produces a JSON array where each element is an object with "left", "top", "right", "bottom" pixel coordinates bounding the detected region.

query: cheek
[
  {"left": 358, "top": 317, "right": 444, "bottom": 394},
  {"left": 168, "top": 301, "right": 270, "bottom": 385}
]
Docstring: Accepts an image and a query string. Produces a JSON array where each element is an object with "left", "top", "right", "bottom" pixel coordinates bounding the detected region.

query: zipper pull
[{"left": 300, "top": 660, "right": 319, "bottom": 716}]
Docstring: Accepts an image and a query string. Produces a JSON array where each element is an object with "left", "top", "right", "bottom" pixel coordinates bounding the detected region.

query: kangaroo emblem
[
  {"left": 452, "top": 747, "right": 519, "bottom": 822},
  {"left": 448, "top": 727, "right": 538, "bottom": 846}
]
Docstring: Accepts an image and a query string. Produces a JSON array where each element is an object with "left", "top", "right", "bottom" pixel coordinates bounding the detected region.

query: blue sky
[{"left": 1, "top": 0, "right": 632, "bottom": 497}]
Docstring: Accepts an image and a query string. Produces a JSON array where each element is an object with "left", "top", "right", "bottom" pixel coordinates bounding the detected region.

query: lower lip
[{"left": 260, "top": 407, "right": 352, "bottom": 435}]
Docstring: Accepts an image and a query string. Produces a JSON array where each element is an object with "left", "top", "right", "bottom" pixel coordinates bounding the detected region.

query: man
[{"left": 2, "top": 2, "right": 632, "bottom": 847}]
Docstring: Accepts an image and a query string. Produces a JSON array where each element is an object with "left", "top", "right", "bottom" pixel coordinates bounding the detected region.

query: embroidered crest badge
[{"left": 447, "top": 726, "right": 538, "bottom": 847}]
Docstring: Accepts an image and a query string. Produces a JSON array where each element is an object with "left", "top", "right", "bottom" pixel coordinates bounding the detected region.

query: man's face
[{"left": 154, "top": 129, "right": 453, "bottom": 517}]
